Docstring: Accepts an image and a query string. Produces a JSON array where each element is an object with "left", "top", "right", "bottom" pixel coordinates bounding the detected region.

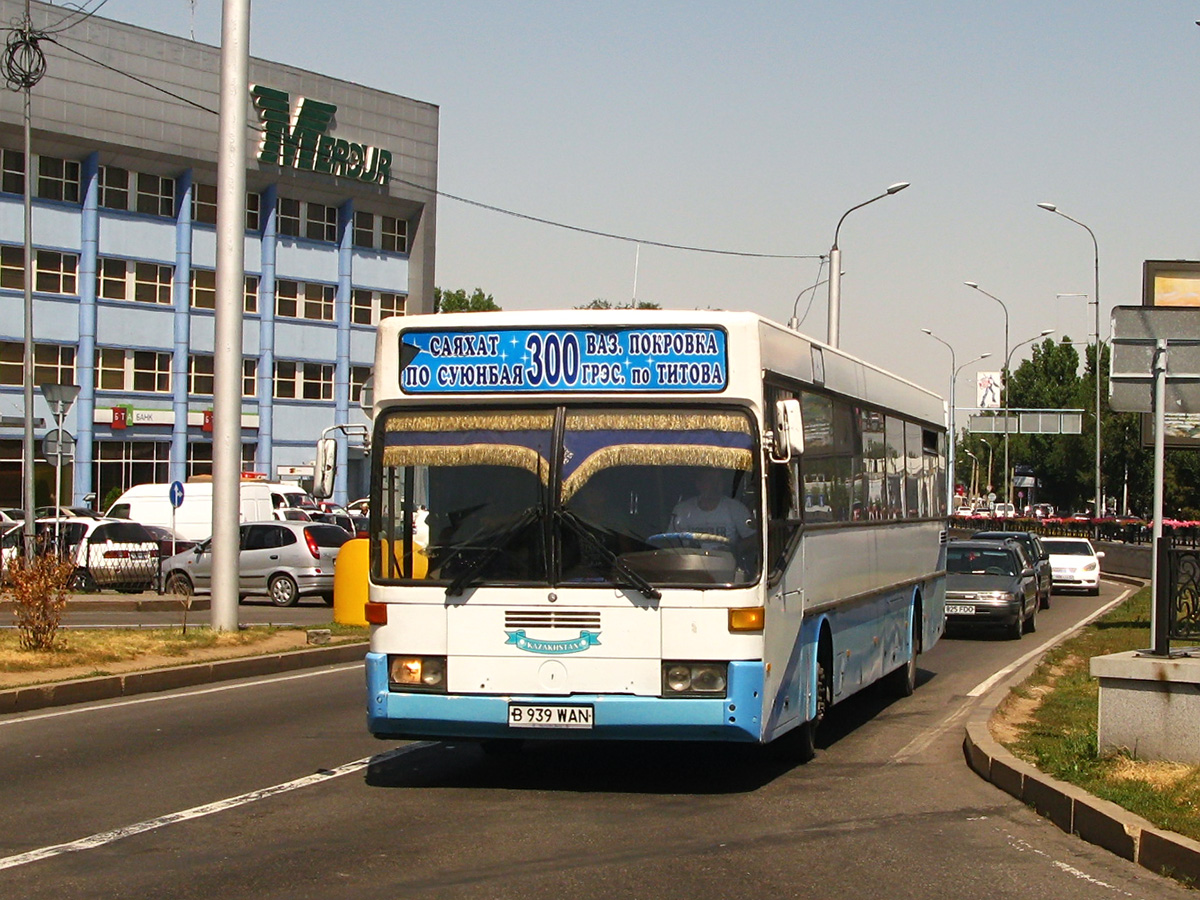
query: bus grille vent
[{"left": 504, "top": 610, "right": 601, "bottom": 630}]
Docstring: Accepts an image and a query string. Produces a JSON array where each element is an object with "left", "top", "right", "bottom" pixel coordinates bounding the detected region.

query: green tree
[
  {"left": 434, "top": 287, "right": 500, "bottom": 313},
  {"left": 576, "top": 298, "right": 661, "bottom": 310}
]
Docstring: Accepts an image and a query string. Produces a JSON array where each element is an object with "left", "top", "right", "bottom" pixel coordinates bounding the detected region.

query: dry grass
[{"left": 0, "top": 624, "right": 369, "bottom": 689}]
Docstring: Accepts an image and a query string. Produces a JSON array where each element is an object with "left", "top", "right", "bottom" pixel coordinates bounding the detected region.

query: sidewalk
[{"left": 964, "top": 574, "right": 1200, "bottom": 884}]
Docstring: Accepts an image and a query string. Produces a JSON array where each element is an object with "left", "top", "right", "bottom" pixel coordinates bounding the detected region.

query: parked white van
[{"left": 105, "top": 481, "right": 275, "bottom": 541}]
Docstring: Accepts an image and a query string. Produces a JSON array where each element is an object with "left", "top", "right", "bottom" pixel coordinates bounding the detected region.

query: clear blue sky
[{"left": 97, "top": 1, "right": 1200, "bottom": 401}]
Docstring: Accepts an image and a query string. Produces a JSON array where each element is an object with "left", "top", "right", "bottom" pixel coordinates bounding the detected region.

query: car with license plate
[
  {"left": 945, "top": 539, "right": 1040, "bottom": 639},
  {"left": 971, "top": 530, "right": 1052, "bottom": 610},
  {"left": 1042, "top": 536, "right": 1104, "bottom": 595},
  {"left": 160, "top": 521, "right": 351, "bottom": 605}
]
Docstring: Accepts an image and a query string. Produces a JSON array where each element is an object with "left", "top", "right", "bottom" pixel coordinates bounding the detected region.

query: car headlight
[
  {"left": 975, "top": 591, "right": 1016, "bottom": 603},
  {"left": 388, "top": 655, "right": 447, "bottom": 692},
  {"left": 1082, "top": 562, "right": 1098, "bottom": 572},
  {"left": 662, "top": 661, "right": 727, "bottom": 697}
]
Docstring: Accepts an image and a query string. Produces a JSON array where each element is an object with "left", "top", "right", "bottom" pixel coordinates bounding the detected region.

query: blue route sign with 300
[{"left": 398, "top": 327, "right": 728, "bottom": 394}]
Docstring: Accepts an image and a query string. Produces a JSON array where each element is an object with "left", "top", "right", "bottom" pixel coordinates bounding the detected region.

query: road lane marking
[
  {"left": 890, "top": 583, "right": 1137, "bottom": 765},
  {"left": 0, "top": 742, "right": 434, "bottom": 871},
  {"left": 967, "top": 585, "right": 1135, "bottom": 697},
  {"left": 0, "top": 662, "right": 364, "bottom": 728}
]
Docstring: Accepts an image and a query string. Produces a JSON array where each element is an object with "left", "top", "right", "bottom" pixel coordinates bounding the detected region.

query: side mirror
[
  {"left": 1095, "top": 550, "right": 1105, "bottom": 559},
  {"left": 770, "top": 398, "right": 804, "bottom": 462},
  {"left": 313, "top": 437, "right": 336, "bottom": 500}
]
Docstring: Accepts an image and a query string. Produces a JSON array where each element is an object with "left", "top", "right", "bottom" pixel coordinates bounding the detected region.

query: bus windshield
[{"left": 375, "top": 406, "right": 761, "bottom": 589}]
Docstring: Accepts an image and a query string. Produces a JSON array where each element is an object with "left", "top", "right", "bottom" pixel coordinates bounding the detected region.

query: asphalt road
[{"left": 0, "top": 579, "right": 1190, "bottom": 900}]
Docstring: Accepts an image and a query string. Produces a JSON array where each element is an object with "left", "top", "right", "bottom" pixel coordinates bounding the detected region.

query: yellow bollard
[
  {"left": 333, "top": 538, "right": 428, "bottom": 626},
  {"left": 333, "top": 538, "right": 369, "bottom": 626}
]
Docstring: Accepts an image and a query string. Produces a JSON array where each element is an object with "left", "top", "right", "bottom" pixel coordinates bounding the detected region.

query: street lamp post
[
  {"left": 1004, "top": 328, "right": 1057, "bottom": 507},
  {"left": 964, "top": 448, "right": 979, "bottom": 500},
  {"left": 1038, "top": 203, "right": 1103, "bottom": 518},
  {"left": 921, "top": 327, "right": 990, "bottom": 511},
  {"left": 964, "top": 282, "right": 1011, "bottom": 505},
  {"left": 826, "top": 182, "right": 910, "bottom": 348}
]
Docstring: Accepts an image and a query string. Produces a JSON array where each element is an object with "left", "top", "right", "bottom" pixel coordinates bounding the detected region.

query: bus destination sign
[{"left": 399, "top": 327, "right": 728, "bottom": 394}]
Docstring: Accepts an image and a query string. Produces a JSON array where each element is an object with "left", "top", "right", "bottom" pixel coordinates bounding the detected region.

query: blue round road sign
[{"left": 169, "top": 481, "right": 185, "bottom": 508}]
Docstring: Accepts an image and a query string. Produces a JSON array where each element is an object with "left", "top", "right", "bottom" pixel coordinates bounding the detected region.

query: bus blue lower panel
[{"left": 366, "top": 654, "right": 764, "bottom": 743}]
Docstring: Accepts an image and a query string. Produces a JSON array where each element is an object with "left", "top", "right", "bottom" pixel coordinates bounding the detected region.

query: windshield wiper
[
  {"left": 556, "top": 509, "right": 661, "bottom": 601},
  {"left": 445, "top": 505, "right": 542, "bottom": 597}
]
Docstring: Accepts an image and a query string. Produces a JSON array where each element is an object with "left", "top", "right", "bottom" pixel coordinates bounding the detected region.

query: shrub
[{"left": 4, "top": 552, "right": 76, "bottom": 651}]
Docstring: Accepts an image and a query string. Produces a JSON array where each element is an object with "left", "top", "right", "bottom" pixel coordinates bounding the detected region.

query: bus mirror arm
[{"left": 769, "top": 399, "right": 804, "bottom": 463}]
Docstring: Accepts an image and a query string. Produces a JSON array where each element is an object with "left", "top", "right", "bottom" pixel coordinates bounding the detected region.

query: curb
[
  {"left": 0, "top": 641, "right": 367, "bottom": 715},
  {"left": 0, "top": 597, "right": 212, "bottom": 613},
  {"left": 963, "top": 583, "right": 1200, "bottom": 883}
]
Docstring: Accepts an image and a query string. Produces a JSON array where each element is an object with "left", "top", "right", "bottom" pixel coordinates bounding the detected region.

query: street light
[
  {"left": 964, "top": 281, "right": 1011, "bottom": 506},
  {"left": 1038, "top": 202, "right": 1103, "bottom": 519},
  {"left": 826, "top": 182, "right": 910, "bottom": 348},
  {"left": 1004, "top": 328, "right": 1056, "bottom": 507},
  {"left": 921, "top": 328, "right": 990, "bottom": 511}
]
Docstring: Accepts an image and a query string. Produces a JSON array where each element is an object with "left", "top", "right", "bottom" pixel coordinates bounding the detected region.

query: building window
[
  {"left": 99, "top": 166, "right": 130, "bottom": 211},
  {"left": 95, "top": 348, "right": 126, "bottom": 390},
  {"left": 134, "top": 262, "right": 173, "bottom": 305},
  {"left": 303, "top": 282, "right": 335, "bottom": 321},
  {"left": 381, "top": 215, "right": 407, "bottom": 253},
  {"left": 190, "top": 268, "right": 215, "bottom": 309},
  {"left": 276, "top": 279, "right": 298, "bottom": 318},
  {"left": 351, "top": 365, "right": 371, "bottom": 403},
  {"left": 0, "top": 245, "right": 22, "bottom": 289},
  {"left": 191, "top": 182, "right": 218, "bottom": 224},
  {"left": 1, "top": 149, "right": 23, "bottom": 194},
  {"left": 306, "top": 202, "right": 338, "bottom": 242},
  {"left": 34, "top": 250, "right": 78, "bottom": 295},
  {"left": 379, "top": 291, "right": 405, "bottom": 319},
  {"left": 278, "top": 197, "right": 301, "bottom": 237},
  {"left": 351, "top": 289, "right": 372, "bottom": 325},
  {"left": 273, "top": 360, "right": 333, "bottom": 401},
  {"left": 246, "top": 191, "right": 261, "bottom": 231},
  {"left": 0, "top": 341, "right": 75, "bottom": 385},
  {"left": 132, "top": 350, "right": 171, "bottom": 393},
  {"left": 302, "top": 362, "right": 334, "bottom": 400},
  {"left": 243, "top": 358, "right": 258, "bottom": 397},
  {"left": 135, "top": 173, "right": 175, "bottom": 217},
  {"left": 351, "top": 288, "right": 405, "bottom": 325},
  {"left": 274, "top": 360, "right": 298, "bottom": 399},
  {"left": 353, "top": 211, "right": 374, "bottom": 249},
  {"left": 97, "top": 257, "right": 127, "bottom": 300},
  {"left": 188, "top": 354, "right": 214, "bottom": 395},
  {"left": 244, "top": 274, "right": 259, "bottom": 313},
  {"left": 37, "top": 156, "right": 80, "bottom": 203}
]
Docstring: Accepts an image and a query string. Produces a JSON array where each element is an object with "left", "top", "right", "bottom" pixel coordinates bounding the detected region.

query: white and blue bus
[{"left": 362, "top": 309, "right": 946, "bottom": 759}]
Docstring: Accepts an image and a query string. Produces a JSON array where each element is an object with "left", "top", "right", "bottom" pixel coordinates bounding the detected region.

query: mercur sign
[
  {"left": 251, "top": 85, "right": 392, "bottom": 185},
  {"left": 398, "top": 326, "right": 728, "bottom": 393}
]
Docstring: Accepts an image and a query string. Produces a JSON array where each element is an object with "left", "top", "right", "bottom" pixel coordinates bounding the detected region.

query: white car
[
  {"left": 36, "top": 517, "right": 160, "bottom": 593},
  {"left": 1042, "top": 536, "right": 1104, "bottom": 595}
]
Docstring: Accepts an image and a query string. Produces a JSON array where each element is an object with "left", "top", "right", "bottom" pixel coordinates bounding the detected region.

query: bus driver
[{"left": 669, "top": 469, "right": 756, "bottom": 551}]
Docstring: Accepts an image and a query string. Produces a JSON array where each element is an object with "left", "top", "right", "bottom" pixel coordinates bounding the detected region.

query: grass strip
[{"left": 1001, "top": 586, "right": 1200, "bottom": 841}]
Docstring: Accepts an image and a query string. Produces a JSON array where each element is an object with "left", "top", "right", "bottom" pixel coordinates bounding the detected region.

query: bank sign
[
  {"left": 251, "top": 85, "right": 391, "bottom": 185},
  {"left": 398, "top": 326, "right": 729, "bottom": 393}
]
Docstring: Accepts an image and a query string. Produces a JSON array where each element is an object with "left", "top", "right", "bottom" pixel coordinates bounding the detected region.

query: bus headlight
[
  {"left": 388, "top": 655, "right": 447, "bottom": 692},
  {"left": 662, "top": 662, "right": 727, "bottom": 697}
]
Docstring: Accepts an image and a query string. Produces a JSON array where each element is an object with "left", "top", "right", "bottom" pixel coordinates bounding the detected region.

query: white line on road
[
  {"left": 967, "top": 584, "right": 1135, "bottom": 697},
  {"left": 889, "top": 582, "right": 1137, "bottom": 765},
  {"left": 0, "top": 742, "right": 434, "bottom": 871},
  {"left": 0, "top": 661, "right": 364, "bottom": 728}
]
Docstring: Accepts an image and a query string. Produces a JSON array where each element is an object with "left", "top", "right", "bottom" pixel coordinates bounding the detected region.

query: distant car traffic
[
  {"left": 1042, "top": 536, "right": 1104, "bottom": 595},
  {"left": 971, "top": 530, "right": 1052, "bottom": 609},
  {"left": 945, "top": 539, "right": 1040, "bottom": 639},
  {"left": 160, "top": 521, "right": 352, "bottom": 606}
]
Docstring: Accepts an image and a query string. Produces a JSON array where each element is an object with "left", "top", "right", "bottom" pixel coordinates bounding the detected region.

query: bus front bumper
[{"left": 365, "top": 653, "right": 764, "bottom": 743}]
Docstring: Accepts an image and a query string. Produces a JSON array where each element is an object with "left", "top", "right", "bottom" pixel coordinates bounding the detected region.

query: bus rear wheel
[{"left": 885, "top": 613, "right": 919, "bottom": 697}]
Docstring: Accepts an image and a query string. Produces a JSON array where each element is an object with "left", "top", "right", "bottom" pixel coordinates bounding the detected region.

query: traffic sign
[
  {"left": 169, "top": 481, "right": 185, "bottom": 509},
  {"left": 41, "top": 429, "right": 74, "bottom": 460}
]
